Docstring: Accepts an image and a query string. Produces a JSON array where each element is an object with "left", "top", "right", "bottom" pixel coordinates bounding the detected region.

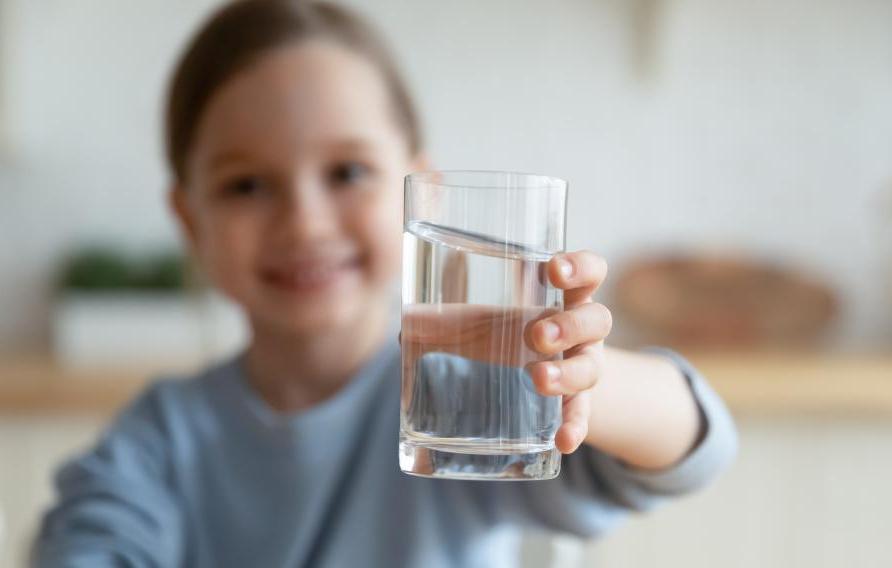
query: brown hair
[{"left": 165, "top": 0, "right": 422, "bottom": 182}]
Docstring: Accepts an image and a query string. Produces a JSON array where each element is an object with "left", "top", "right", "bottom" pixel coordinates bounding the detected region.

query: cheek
[
  {"left": 355, "top": 188, "right": 404, "bottom": 279},
  {"left": 195, "top": 211, "right": 262, "bottom": 288}
]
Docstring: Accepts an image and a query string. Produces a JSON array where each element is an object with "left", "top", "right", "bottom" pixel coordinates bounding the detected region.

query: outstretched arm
[{"left": 525, "top": 251, "right": 701, "bottom": 469}]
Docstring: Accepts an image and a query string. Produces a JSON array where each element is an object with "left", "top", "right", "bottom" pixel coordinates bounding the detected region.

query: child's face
[{"left": 173, "top": 41, "right": 423, "bottom": 336}]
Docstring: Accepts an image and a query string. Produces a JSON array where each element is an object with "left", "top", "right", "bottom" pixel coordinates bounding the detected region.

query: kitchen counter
[
  {"left": 1, "top": 353, "right": 890, "bottom": 417},
  {"left": 691, "top": 353, "right": 892, "bottom": 417},
  {"left": 0, "top": 355, "right": 186, "bottom": 416}
]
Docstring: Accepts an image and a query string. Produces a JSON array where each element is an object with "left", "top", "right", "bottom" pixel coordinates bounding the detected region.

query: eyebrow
[
  {"left": 206, "top": 137, "right": 381, "bottom": 170},
  {"left": 207, "top": 150, "right": 253, "bottom": 170},
  {"left": 324, "top": 137, "right": 379, "bottom": 154}
]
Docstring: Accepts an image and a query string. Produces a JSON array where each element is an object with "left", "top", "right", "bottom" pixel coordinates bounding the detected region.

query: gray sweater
[{"left": 35, "top": 344, "right": 737, "bottom": 567}]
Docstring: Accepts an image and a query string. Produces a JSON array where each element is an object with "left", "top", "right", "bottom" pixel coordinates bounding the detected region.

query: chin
[{"left": 261, "top": 297, "right": 367, "bottom": 336}]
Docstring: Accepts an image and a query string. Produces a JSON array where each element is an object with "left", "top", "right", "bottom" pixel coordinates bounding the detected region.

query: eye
[
  {"left": 328, "top": 161, "right": 371, "bottom": 187},
  {"left": 221, "top": 175, "right": 267, "bottom": 197}
]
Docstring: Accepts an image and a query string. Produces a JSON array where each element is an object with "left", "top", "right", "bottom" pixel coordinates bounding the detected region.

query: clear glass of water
[{"left": 400, "top": 170, "right": 568, "bottom": 480}]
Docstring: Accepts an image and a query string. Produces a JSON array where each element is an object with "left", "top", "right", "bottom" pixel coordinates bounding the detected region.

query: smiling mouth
[{"left": 260, "top": 257, "right": 362, "bottom": 293}]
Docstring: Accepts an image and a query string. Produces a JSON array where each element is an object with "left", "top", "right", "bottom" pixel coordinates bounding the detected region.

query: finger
[
  {"left": 549, "top": 251, "right": 607, "bottom": 293},
  {"left": 525, "top": 302, "right": 612, "bottom": 355},
  {"left": 564, "top": 287, "right": 596, "bottom": 310},
  {"left": 555, "top": 390, "right": 592, "bottom": 454},
  {"left": 527, "top": 351, "right": 602, "bottom": 396}
]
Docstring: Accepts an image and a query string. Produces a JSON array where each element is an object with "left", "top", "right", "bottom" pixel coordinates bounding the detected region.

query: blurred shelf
[
  {"left": 1, "top": 352, "right": 891, "bottom": 417},
  {"left": 690, "top": 353, "right": 892, "bottom": 417},
  {"left": 0, "top": 355, "right": 187, "bottom": 417}
]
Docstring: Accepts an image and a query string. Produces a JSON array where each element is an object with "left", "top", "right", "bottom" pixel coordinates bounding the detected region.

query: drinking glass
[{"left": 399, "top": 170, "right": 568, "bottom": 480}]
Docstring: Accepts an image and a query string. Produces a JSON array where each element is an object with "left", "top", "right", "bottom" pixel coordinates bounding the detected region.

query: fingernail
[
  {"left": 545, "top": 363, "right": 561, "bottom": 384},
  {"left": 540, "top": 321, "right": 560, "bottom": 344},
  {"left": 557, "top": 258, "right": 573, "bottom": 279}
]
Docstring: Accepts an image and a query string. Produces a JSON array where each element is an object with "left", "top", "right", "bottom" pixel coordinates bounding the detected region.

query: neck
[{"left": 244, "top": 302, "right": 393, "bottom": 413}]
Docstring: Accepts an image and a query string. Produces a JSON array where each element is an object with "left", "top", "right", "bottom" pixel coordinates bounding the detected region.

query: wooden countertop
[
  {"left": 1, "top": 353, "right": 890, "bottom": 417},
  {"left": 692, "top": 354, "right": 892, "bottom": 417},
  {"left": 0, "top": 356, "right": 162, "bottom": 417}
]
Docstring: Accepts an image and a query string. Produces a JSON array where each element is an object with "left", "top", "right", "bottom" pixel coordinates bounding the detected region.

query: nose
[{"left": 274, "top": 176, "right": 339, "bottom": 244}]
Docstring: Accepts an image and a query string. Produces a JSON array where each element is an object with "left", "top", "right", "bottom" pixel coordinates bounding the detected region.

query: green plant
[{"left": 58, "top": 247, "right": 188, "bottom": 292}]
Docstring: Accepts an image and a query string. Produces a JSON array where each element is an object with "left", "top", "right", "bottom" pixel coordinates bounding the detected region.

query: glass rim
[{"left": 405, "top": 169, "right": 568, "bottom": 191}]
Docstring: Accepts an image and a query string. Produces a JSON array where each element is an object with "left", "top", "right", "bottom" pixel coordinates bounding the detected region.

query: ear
[
  {"left": 407, "top": 152, "right": 432, "bottom": 174},
  {"left": 168, "top": 185, "right": 199, "bottom": 254}
]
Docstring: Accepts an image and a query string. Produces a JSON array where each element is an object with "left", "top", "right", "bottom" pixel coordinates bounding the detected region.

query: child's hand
[
  {"left": 525, "top": 251, "right": 611, "bottom": 454},
  {"left": 400, "top": 250, "right": 611, "bottom": 455}
]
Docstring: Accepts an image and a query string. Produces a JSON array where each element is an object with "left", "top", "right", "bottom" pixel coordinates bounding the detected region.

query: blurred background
[{"left": 1, "top": 0, "right": 890, "bottom": 566}]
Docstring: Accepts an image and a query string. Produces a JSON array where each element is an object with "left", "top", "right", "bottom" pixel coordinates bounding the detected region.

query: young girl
[{"left": 35, "top": 1, "right": 736, "bottom": 566}]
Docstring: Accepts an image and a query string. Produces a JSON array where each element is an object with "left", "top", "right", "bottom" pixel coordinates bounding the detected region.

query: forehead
[{"left": 191, "top": 40, "right": 404, "bottom": 164}]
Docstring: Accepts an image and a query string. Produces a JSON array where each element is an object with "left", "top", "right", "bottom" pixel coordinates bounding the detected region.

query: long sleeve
[
  {"left": 481, "top": 348, "right": 738, "bottom": 538},
  {"left": 33, "top": 383, "right": 184, "bottom": 568}
]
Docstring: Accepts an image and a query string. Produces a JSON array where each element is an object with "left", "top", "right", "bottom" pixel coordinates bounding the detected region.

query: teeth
[{"left": 276, "top": 264, "right": 345, "bottom": 287}]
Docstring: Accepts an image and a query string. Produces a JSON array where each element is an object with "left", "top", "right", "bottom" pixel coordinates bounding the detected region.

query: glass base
[{"left": 399, "top": 436, "right": 561, "bottom": 481}]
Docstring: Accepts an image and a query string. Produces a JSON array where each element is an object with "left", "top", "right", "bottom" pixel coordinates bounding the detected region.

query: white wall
[
  {"left": 1, "top": 0, "right": 890, "bottom": 350},
  {"left": 0, "top": 0, "right": 222, "bottom": 349}
]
